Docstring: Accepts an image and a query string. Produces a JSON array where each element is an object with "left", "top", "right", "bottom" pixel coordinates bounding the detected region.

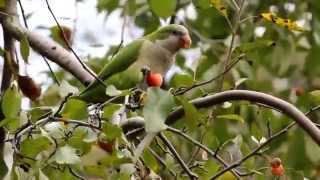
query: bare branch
[
  {"left": 158, "top": 133, "right": 198, "bottom": 179},
  {"left": 44, "top": 0, "right": 104, "bottom": 87},
  {"left": 147, "top": 147, "right": 177, "bottom": 177},
  {"left": 209, "top": 122, "right": 295, "bottom": 179},
  {"left": 122, "top": 90, "right": 320, "bottom": 145},
  {"left": 17, "top": 0, "right": 60, "bottom": 85},
  {"left": 167, "top": 127, "right": 241, "bottom": 178},
  {"left": 0, "top": 3, "right": 95, "bottom": 85},
  {"left": 174, "top": 54, "right": 245, "bottom": 95}
]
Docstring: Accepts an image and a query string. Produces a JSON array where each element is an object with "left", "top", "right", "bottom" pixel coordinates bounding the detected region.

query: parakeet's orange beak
[{"left": 180, "top": 34, "right": 191, "bottom": 48}]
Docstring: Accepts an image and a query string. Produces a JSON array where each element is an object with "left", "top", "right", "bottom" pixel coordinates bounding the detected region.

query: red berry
[
  {"left": 146, "top": 72, "right": 163, "bottom": 87},
  {"left": 271, "top": 164, "right": 285, "bottom": 176},
  {"left": 270, "top": 158, "right": 284, "bottom": 176},
  {"left": 293, "top": 87, "right": 304, "bottom": 96},
  {"left": 97, "top": 140, "right": 114, "bottom": 153},
  {"left": 17, "top": 75, "right": 41, "bottom": 101}
]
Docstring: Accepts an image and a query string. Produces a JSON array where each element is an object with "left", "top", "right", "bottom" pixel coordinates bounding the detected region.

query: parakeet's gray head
[{"left": 148, "top": 24, "right": 191, "bottom": 53}]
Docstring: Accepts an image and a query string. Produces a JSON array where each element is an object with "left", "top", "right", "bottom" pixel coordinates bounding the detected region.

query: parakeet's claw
[
  {"left": 141, "top": 66, "right": 151, "bottom": 76},
  {"left": 127, "top": 89, "right": 146, "bottom": 110}
]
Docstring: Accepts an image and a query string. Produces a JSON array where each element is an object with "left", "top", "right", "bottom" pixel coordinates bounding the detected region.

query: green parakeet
[{"left": 79, "top": 24, "right": 191, "bottom": 103}]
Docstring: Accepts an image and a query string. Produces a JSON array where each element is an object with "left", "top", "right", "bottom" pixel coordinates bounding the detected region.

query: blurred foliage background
[{"left": 1, "top": 0, "right": 320, "bottom": 179}]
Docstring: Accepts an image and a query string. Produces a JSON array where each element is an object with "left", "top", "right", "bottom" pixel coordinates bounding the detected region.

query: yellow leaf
[
  {"left": 219, "top": 171, "right": 237, "bottom": 180},
  {"left": 260, "top": 12, "right": 306, "bottom": 32},
  {"left": 210, "top": 0, "right": 227, "bottom": 17}
]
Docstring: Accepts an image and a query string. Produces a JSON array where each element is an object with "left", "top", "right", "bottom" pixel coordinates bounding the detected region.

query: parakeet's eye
[{"left": 172, "top": 30, "right": 180, "bottom": 35}]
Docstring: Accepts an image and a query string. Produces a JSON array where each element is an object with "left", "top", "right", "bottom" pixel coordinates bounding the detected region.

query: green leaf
[
  {"left": 193, "top": 0, "right": 211, "bottom": 9},
  {"left": 42, "top": 165, "right": 77, "bottom": 180},
  {"left": 309, "top": 90, "right": 320, "bottom": 104},
  {"left": 0, "top": 0, "right": 5, "bottom": 10},
  {"left": 20, "top": 136, "right": 51, "bottom": 158},
  {"left": 106, "top": 85, "right": 122, "bottom": 96},
  {"left": 105, "top": 85, "right": 130, "bottom": 97},
  {"left": 0, "top": 118, "right": 13, "bottom": 127},
  {"left": 59, "top": 80, "right": 79, "bottom": 98},
  {"left": 143, "top": 88, "right": 175, "bottom": 133},
  {"left": 305, "top": 136, "right": 320, "bottom": 164},
  {"left": 198, "top": 160, "right": 219, "bottom": 179},
  {"left": 97, "top": 0, "right": 119, "bottom": 13},
  {"left": 176, "top": 96, "right": 203, "bottom": 130},
  {"left": 143, "top": 150, "right": 159, "bottom": 172},
  {"left": 102, "top": 122, "right": 122, "bottom": 141},
  {"left": 216, "top": 114, "right": 245, "bottom": 123},
  {"left": 0, "top": 47, "right": 4, "bottom": 57},
  {"left": 128, "top": 0, "right": 136, "bottom": 16},
  {"left": 287, "top": 128, "right": 307, "bottom": 169},
  {"left": 84, "top": 165, "right": 106, "bottom": 178},
  {"left": 20, "top": 35, "right": 30, "bottom": 63},
  {"left": 10, "top": 166, "right": 18, "bottom": 180},
  {"left": 103, "top": 104, "right": 121, "bottom": 120},
  {"left": 170, "top": 73, "right": 194, "bottom": 88},
  {"left": 0, "top": 156, "right": 8, "bottom": 179},
  {"left": 305, "top": 46, "right": 320, "bottom": 76},
  {"left": 195, "top": 55, "right": 218, "bottom": 81},
  {"left": 1, "top": 85, "right": 21, "bottom": 118},
  {"left": 62, "top": 99, "right": 88, "bottom": 120},
  {"left": 99, "top": 154, "right": 131, "bottom": 167},
  {"left": 53, "top": 145, "right": 81, "bottom": 164},
  {"left": 232, "top": 39, "right": 276, "bottom": 58},
  {"left": 148, "top": 0, "right": 177, "bottom": 18},
  {"left": 234, "top": 78, "right": 248, "bottom": 88},
  {"left": 209, "top": 0, "right": 227, "bottom": 17},
  {"left": 28, "top": 107, "right": 52, "bottom": 123},
  {"left": 0, "top": 118, "right": 19, "bottom": 132},
  {"left": 67, "top": 128, "right": 92, "bottom": 154},
  {"left": 135, "top": 13, "right": 160, "bottom": 35}
]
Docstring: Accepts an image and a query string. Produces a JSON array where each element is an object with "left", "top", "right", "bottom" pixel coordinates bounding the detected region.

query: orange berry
[
  {"left": 146, "top": 72, "right": 163, "bottom": 87},
  {"left": 271, "top": 164, "right": 285, "bottom": 176},
  {"left": 270, "top": 157, "right": 284, "bottom": 176}
]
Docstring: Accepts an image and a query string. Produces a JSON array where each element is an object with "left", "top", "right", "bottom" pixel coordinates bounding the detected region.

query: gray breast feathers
[{"left": 131, "top": 40, "right": 176, "bottom": 75}]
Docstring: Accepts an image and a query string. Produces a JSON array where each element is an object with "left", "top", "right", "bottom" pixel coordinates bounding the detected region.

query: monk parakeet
[{"left": 79, "top": 24, "right": 191, "bottom": 103}]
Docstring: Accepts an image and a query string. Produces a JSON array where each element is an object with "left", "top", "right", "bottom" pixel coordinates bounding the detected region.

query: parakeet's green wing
[
  {"left": 79, "top": 39, "right": 145, "bottom": 102},
  {"left": 98, "top": 39, "right": 145, "bottom": 81}
]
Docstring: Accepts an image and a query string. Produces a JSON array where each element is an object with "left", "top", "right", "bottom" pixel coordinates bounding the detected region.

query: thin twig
[
  {"left": 210, "top": 122, "right": 295, "bottom": 179},
  {"left": 158, "top": 133, "right": 198, "bottom": 179},
  {"left": 54, "top": 93, "right": 73, "bottom": 116},
  {"left": 174, "top": 53, "right": 245, "bottom": 95},
  {"left": 218, "top": 0, "right": 245, "bottom": 91},
  {"left": 167, "top": 127, "right": 241, "bottom": 179},
  {"left": 208, "top": 103, "right": 320, "bottom": 179},
  {"left": 239, "top": 15, "right": 259, "bottom": 24},
  {"left": 44, "top": 0, "right": 106, "bottom": 87},
  {"left": 147, "top": 147, "right": 177, "bottom": 177},
  {"left": 17, "top": 0, "right": 60, "bottom": 85},
  {"left": 169, "top": 0, "right": 180, "bottom": 24},
  {"left": 68, "top": 166, "right": 85, "bottom": 180},
  {"left": 111, "top": 4, "right": 127, "bottom": 58}
]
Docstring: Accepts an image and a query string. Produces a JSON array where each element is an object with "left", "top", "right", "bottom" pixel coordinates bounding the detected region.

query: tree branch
[
  {"left": 122, "top": 90, "right": 320, "bottom": 145},
  {"left": 166, "top": 90, "right": 320, "bottom": 145},
  {"left": 167, "top": 127, "right": 241, "bottom": 178},
  {"left": 158, "top": 133, "right": 198, "bottom": 179},
  {"left": 0, "top": 3, "right": 95, "bottom": 85},
  {"left": 0, "top": 1, "right": 18, "bottom": 177}
]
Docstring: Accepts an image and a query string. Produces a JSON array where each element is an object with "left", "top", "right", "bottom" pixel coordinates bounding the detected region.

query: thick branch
[
  {"left": 0, "top": 12, "right": 95, "bottom": 85},
  {"left": 166, "top": 90, "right": 320, "bottom": 145},
  {"left": 122, "top": 90, "right": 320, "bottom": 145}
]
